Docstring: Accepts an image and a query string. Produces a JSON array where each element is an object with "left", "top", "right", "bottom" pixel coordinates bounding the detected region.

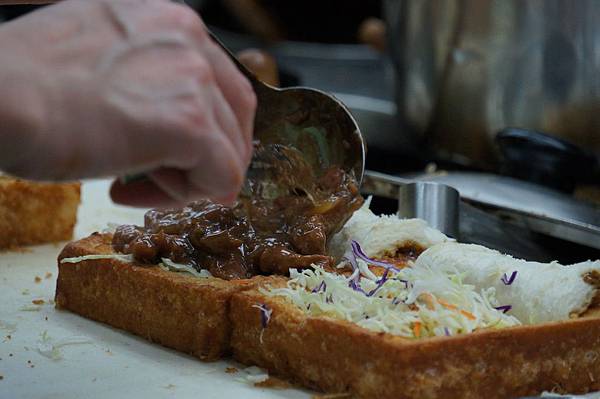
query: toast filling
[
  {"left": 262, "top": 260, "right": 521, "bottom": 339},
  {"left": 112, "top": 166, "right": 363, "bottom": 280}
]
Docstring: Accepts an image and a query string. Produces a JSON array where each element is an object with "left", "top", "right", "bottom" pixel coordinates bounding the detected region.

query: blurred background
[{"left": 2, "top": 0, "right": 600, "bottom": 261}]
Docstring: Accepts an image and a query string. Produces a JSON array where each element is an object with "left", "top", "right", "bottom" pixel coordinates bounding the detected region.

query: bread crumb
[
  {"left": 225, "top": 367, "right": 238, "bottom": 374},
  {"left": 32, "top": 299, "right": 45, "bottom": 305},
  {"left": 1, "top": 246, "right": 32, "bottom": 254},
  {"left": 254, "top": 376, "right": 292, "bottom": 389},
  {"left": 45, "top": 272, "right": 53, "bottom": 279},
  {"left": 34, "top": 276, "right": 42, "bottom": 283},
  {"left": 163, "top": 384, "right": 176, "bottom": 389},
  {"left": 312, "top": 394, "right": 352, "bottom": 399}
]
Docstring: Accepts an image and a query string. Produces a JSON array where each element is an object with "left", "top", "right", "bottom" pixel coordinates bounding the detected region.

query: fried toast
[
  {"left": 230, "top": 287, "right": 600, "bottom": 399},
  {"left": 0, "top": 176, "right": 80, "bottom": 249},
  {"left": 56, "top": 232, "right": 270, "bottom": 360}
]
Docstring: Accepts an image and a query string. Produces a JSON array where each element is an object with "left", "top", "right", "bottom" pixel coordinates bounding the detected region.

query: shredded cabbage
[
  {"left": 60, "top": 254, "right": 134, "bottom": 264},
  {"left": 60, "top": 254, "right": 212, "bottom": 278},
  {"left": 159, "top": 258, "right": 212, "bottom": 278},
  {"left": 262, "top": 258, "right": 521, "bottom": 339}
]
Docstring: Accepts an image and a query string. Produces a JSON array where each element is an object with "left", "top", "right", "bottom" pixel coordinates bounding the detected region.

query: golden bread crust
[
  {"left": 0, "top": 177, "right": 80, "bottom": 249},
  {"left": 230, "top": 289, "right": 600, "bottom": 399},
  {"left": 55, "top": 232, "right": 266, "bottom": 361}
]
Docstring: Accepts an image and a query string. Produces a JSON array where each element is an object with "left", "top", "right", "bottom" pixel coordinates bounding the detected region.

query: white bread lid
[
  {"left": 416, "top": 242, "right": 600, "bottom": 324},
  {"left": 328, "top": 199, "right": 450, "bottom": 260}
]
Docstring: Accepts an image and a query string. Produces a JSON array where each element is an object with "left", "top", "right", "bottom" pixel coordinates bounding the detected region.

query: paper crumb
[
  {"left": 37, "top": 330, "right": 93, "bottom": 361},
  {"left": 0, "top": 321, "right": 16, "bottom": 334},
  {"left": 236, "top": 366, "right": 269, "bottom": 385}
]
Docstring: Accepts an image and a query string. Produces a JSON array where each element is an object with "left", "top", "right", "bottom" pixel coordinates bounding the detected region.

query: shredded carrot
[
  {"left": 437, "top": 298, "right": 476, "bottom": 320},
  {"left": 413, "top": 321, "right": 422, "bottom": 338},
  {"left": 460, "top": 310, "right": 476, "bottom": 320},
  {"left": 420, "top": 293, "right": 435, "bottom": 310},
  {"left": 437, "top": 298, "right": 457, "bottom": 310}
]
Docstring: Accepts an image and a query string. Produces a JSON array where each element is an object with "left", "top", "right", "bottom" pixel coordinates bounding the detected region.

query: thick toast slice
[
  {"left": 230, "top": 288, "right": 600, "bottom": 399},
  {"left": 57, "top": 233, "right": 600, "bottom": 397},
  {"left": 0, "top": 177, "right": 80, "bottom": 249},
  {"left": 55, "top": 233, "right": 268, "bottom": 361}
]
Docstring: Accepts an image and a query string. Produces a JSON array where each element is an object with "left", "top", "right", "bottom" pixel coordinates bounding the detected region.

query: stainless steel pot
[{"left": 384, "top": 0, "right": 600, "bottom": 169}]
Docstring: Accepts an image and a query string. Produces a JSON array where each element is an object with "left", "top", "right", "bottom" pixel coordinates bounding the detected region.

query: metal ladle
[
  {"left": 207, "top": 31, "right": 366, "bottom": 195},
  {"left": 180, "top": 0, "right": 366, "bottom": 191}
]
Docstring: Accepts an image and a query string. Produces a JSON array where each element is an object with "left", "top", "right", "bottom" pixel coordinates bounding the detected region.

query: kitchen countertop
[{"left": 1, "top": 179, "right": 598, "bottom": 399}]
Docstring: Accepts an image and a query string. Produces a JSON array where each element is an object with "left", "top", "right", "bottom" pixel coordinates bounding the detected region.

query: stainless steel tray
[{"left": 362, "top": 170, "right": 600, "bottom": 251}]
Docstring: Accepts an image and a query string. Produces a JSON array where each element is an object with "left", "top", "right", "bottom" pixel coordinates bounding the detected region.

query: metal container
[
  {"left": 398, "top": 182, "right": 460, "bottom": 238},
  {"left": 384, "top": 0, "right": 600, "bottom": 169}
]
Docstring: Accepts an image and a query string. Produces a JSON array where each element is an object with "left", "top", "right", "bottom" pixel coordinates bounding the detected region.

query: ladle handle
[{"left": 206, "top": 31, "right": 263, "bottom": 88}]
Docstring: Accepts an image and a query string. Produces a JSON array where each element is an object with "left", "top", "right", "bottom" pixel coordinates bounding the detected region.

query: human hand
[{"left": 0, "top": 0, "right": 256, "bottom": 206}]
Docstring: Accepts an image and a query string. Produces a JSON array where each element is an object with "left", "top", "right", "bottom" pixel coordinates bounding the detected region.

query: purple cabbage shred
[
  {"left": 351, "top": 240, "right": 401, "bottom": 273},
  {"left": 501, "top": 271, "right": 518, "bottom": 285},
  {"left": 312, "top": 280, "right": 327, "bottom": 293},
  {"left": 494, "top": 305, "right": 512, "bottom": 313}
]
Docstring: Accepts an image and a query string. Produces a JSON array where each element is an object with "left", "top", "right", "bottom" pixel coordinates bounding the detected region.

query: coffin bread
[{"left": 55, "top": 201, "right": 600, "bottom": 398}]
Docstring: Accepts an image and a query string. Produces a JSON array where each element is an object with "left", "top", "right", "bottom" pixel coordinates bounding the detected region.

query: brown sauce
[
  {"left": 377, "top": 243, "right": 425, "bottom": 269},
  {"left": 112, "top": 166, "right": 363, "bottom": 280}
]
